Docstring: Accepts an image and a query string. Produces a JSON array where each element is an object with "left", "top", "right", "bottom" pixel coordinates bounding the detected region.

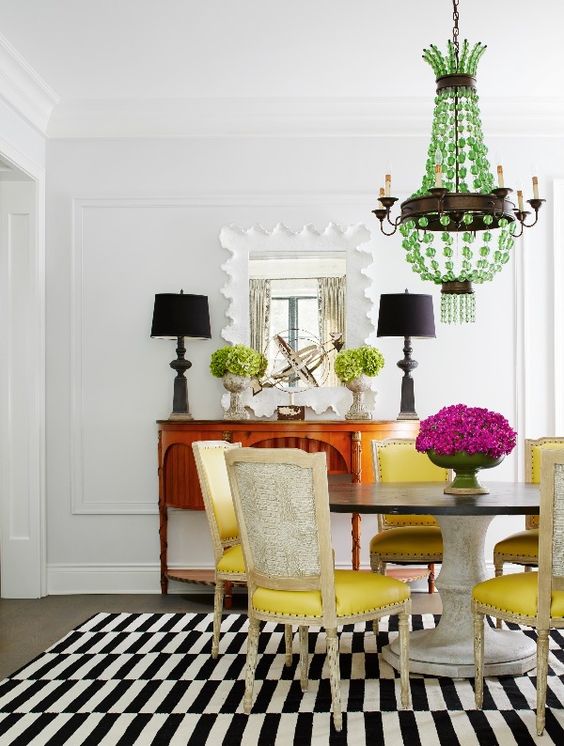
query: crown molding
[
  {"left": 0, "top": 32, "right": 59, "bottom": 136},
  {"left": 47, "top": 95, "right": 564, "bottom": 139}
]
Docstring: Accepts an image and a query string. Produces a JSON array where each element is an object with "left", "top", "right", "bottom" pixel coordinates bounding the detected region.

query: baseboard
[
  {"left": 47, "top": 560, "right": 519, "bottom": 596},
  {"left": 46, "top": 563, "right": 218, "bottom": 595}
]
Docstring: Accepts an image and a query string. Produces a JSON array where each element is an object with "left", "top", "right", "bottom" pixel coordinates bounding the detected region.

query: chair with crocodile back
[
  {"left": 473, "top": 450, "right": 564, "bottom": 736},
  {"left": 225, "top": 447, "right": 412, "bottom": 731}
]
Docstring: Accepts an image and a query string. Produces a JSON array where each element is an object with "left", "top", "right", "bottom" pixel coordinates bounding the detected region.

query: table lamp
[
  {"left": 377, "top": 290, "right": 435, "bottom": 420},
  {"left": 151, "top": 290, "right": 211, "bottom": 419}
]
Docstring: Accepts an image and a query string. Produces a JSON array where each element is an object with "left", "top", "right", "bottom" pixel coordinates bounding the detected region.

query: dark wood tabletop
[{"left": 328, "top": 479, "right": 540, "bottom": 516}]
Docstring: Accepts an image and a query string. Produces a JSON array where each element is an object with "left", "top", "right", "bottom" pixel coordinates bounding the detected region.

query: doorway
[{"left": 0, "top": 152, "right": 45, "bottom": 597}]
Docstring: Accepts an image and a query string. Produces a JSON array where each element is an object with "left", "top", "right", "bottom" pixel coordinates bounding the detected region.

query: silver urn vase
[
  {"left": 223, "top": 373, "right": 251, "bottom": 420},
  {"left": 345, "top": 375, "right": 372, "bottom": 420}
]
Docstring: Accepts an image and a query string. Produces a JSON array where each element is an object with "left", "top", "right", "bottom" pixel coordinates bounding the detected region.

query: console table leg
[
  {"left": 159, "top": 505, "right": 168, "bottom": 594},
  {"left": 351, "top": 431, "right": 362, "bottom": 483},
  {"left": 351, "top": 512, "right": 361, "bottom": 570}
]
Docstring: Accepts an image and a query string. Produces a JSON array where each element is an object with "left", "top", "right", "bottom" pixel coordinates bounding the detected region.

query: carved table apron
[{"left": 329, "top": 480, "right": 539, "bottom": 678}]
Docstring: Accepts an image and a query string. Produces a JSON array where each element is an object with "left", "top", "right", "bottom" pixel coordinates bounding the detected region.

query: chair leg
[
  {"left": 427, "top": 563, "right": 435, "bottom": 594},
  {"left": 326, "top": 628, "right": 342, "bottom": 731},
  {"left": 398, "top": 608, "right": 411, "bottom": 709},
  {"left": 473, "top": 604, "right": 484, "bottom": 709},
  {"left": 284, "top": 624, "right": 293, "bottom": 667},
  {"left": 376, "top": 559, "right": 386, "bottom": 576},
  {"left": 244, "top": 617, "right": 260, "bottom": 715},
  {"left": 299, "top": 626, "right": 309, "bottom": 691},
  {"left": 372, "top": 618, "right": 379, "bottom": 635},
  {"left": 224, "top": 581, "right": 233, "bottom": 610},
  {"left": 493, "top": 560, "right": 503, "bottom": 628},
  {"left": 212, "top": 579, "right": 224, "bottom": 658},
  {"left": 370, "top": 554, "right": 386, "bottom": 576},
  {"left": 536, "top": 629, "right": 549, "bottom": 736}
]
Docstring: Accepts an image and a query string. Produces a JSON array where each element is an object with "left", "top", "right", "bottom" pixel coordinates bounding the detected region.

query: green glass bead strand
[{"left": 459, "top": 39, "right": 470, "bottom": 73}]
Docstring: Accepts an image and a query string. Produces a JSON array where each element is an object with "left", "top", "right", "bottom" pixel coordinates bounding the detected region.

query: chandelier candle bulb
[
  {"left": 378, "top": 187, "right": 385, "bottom": 209},
  {"left": 434, "top": 164, "right": 443, "bottom": 189},
  {"left": 497, "top": 165, "right": 504, "bottom": 188},
  {"left": 385, "top": 174, "right": 392, "bottom": 197},
  {"left": 532, "top": 176, "right": 539, "bottom": 200},
  {"left": 517, "top": 190, "right": 524, "bottom": 212}
]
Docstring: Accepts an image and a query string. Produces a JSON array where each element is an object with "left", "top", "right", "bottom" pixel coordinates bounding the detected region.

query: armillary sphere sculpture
[{"left": 252, "top": 330, "right": 343, "bottom": 395}]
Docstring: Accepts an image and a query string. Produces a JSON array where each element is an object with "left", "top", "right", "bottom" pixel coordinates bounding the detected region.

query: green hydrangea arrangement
[
  {"left": 334, "top": 346, "right": 385, "bottom": 383},
  {"left": 210, "top": 344, "right": 267, "bottom": 378}
]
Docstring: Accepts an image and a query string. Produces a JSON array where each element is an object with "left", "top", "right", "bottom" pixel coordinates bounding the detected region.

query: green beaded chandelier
[{"left": 372, "top": 0, "right": 544, "bottom": 323}]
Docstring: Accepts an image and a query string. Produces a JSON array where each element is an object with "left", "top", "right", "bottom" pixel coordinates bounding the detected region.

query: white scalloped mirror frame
[{"left": 219, "top": 223, "right": 377, "bottom": 417}]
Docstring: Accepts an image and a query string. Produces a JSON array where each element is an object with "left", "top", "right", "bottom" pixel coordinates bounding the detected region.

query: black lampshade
[
  {"left": 151, "top": 293, "right": 211, "bottom": 339},
  {"left": 377, "top": 291, "right": 435, "bottom": 338}
]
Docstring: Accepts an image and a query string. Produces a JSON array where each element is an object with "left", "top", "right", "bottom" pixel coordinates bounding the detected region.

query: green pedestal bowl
[{"left": 426, "top": 451, "right": 504, "bottom": 495}]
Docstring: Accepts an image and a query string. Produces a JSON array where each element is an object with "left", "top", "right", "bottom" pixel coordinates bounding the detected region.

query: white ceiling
[{"left": 0, "top": 0, "right": 561, "bottom": 102}]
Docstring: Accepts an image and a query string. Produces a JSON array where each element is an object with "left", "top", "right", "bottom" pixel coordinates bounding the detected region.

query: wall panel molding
[{"left": 70, "top": 193, "right": 376, "bottom": 515}]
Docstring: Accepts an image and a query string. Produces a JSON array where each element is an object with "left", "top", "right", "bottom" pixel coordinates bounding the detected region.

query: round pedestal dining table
[{"left": 328, "top": 479, "right": 539, "bottom": 678}]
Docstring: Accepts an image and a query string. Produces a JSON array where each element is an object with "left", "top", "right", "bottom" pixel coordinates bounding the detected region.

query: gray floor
[{"left": 0, "top": 590, "right": 442, "bottom": 679}]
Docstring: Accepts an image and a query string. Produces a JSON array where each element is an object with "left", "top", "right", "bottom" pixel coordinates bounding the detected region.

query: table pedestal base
[
  {"left": 382, "top": 627, "right": 536, "bottom": 678},
  {"left": 381, "top": 514, "right": 537, "bottom": 678}
]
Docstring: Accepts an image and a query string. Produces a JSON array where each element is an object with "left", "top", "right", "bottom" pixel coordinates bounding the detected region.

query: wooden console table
[{"left": 157, "top": 419, "right": 418, "bottom": 593}]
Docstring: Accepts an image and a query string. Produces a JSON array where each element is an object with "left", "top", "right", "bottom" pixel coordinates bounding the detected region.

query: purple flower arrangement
[{"left": 415, "top": 404, "right": 517, "bottom": 460}]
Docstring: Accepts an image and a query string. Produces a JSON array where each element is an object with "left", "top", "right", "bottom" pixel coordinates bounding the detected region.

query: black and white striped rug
[{"left": 0, "top": 612, "right": 563, "bottom": 745}]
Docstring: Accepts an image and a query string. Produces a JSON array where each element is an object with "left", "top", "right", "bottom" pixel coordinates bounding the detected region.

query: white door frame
[
  {"left": 554, "top": 180, "right": 564, "bottom": 435},
  {"left": 0, "top": 134, "right": 46, "bottom": 597}
]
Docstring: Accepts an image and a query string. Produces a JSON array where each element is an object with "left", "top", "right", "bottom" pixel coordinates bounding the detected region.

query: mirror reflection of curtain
[
  {"left": 318, "top": 275, "right": 346, "bottom": 386},
  {"left": 249, "top": 278, "right": 271, "bottom": 354}
]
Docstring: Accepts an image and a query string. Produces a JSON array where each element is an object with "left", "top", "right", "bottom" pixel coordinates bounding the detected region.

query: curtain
[
  {"left": 249, "top": 278, "right": 271, "bottom": 354},
  {"left": 318, "top": 275, "right": 346, "bottom": 387}
]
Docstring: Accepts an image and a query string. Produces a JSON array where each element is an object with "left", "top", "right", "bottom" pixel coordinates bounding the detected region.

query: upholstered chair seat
[
  {"left": 226, "top": 447, "right": 412, "bottom": 731},
  {"left": 473, "top": 451, "right": 564, "bottom": 736},
  {"left": 215, "top": 543, "right": 245, "bottom": 574},
  {"left": 253, "top": 569, "right": 410, "bottom": 618},
  {"left": 369, "top": 439, "right": 449, "bottom": 593},
  {"left": 473, "top": 572, "right": 564, "bottom": 618},
  {"left": 369, "top": 525, "right": 443, "bottom": 558},
  {"left": 493, "top": 530, "right": 538, "bottom": 564}
]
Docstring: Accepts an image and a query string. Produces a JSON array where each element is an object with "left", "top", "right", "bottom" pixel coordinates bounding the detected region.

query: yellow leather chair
[
  {"left": 225, "top": 447, "right": 411, "bottom": 731},
  {"left": 192, "top": 440, "right": 294, "bottom": 660},
  {"left": 493, "top": 437, "right": 564, "bottom": 579},
  {"left": 473, "top": 450, "right": 564, "bottom": 736},
  {"left": 369, "top": 439, "right": 449, "bottom": 593}
]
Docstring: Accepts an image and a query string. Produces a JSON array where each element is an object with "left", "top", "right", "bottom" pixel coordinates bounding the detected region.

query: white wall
[{"left": 44, "top": 129, "right": 559, "bottom": 593}]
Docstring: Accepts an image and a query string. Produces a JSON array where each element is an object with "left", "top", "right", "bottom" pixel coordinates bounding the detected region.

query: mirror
[
  {"left": 248, "top": 252, "right": 346, "bottom": 390},
  {"left": 220, "top": 223, "right": 375, "bottom": 417}
]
